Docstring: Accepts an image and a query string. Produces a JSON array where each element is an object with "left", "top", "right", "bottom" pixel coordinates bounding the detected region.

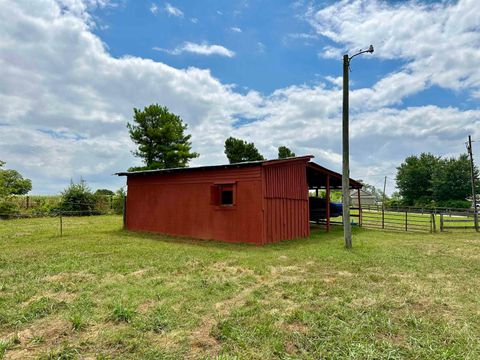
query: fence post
[
  {"left": 26, "top": 195, "right": 30, "bottom": 209},
  {"left": 405, "top": 211, "right": 408, "bottom": 231},
  {"left": 431, "top": 213, "right": 436, "bottom": 233},
  {"left": 440, "top": 214, "right": 444, "bottom": 232},
  {"left": 382, "top": 206, "right": 385, "bottom": 229}
]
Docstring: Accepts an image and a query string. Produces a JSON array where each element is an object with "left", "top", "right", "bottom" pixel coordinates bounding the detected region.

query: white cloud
[
  {"left": 309, "top": 0, "right": 480, "bottom": 96},
  {"left": 150, "top": 3, "right": 158, "bottom": 14},
  {"left": 230, "top": 27, "right": 242, "bottom": 33},
  {"left": 164, "top": 2, "right": 183, "bottom": 17},
  {"left": 257, "top": 42, "right": 265, "bottom": 53},
  {"left": 153, "top": 42, "right": 235, "bottom": 57},
  {"left": 1, "top": 0, "right": 479, "bottom": 195},
  {"left": 190, "top": 17, "right": 198, "bottom": 24}
]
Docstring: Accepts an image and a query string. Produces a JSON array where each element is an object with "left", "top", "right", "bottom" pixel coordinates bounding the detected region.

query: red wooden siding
[
  {"left": 126, "top": 167, "right": 263, "bottom": 244},
  {"left": 263, "top": 160, "right": 310, "bottom": 243}
]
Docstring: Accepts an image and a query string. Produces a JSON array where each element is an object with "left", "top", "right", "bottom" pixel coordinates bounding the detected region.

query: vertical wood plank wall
[{"left": 263, "top": 161, "right": 310, "bottom": 243}]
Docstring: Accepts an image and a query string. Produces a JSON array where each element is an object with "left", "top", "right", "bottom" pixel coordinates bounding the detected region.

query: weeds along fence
[
  {"left": 358, "top": 205, "right": 479, "bottom": 233},
  {"left": 0, "top": 211, "right": 121, "bottom": 238},
  {"left": 0, "top": 197, "right": 127, "bottom": 237},
  {"left": 8, "top": 195, "right": 124, "bottom": 215},
  {"left": 0, "top": 205, "right": 125, "bottom": 236}
]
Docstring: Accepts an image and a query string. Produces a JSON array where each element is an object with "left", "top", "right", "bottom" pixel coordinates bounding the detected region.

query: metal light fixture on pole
[{"left": 342, "top": 45, "right": 374, "bottom": 249}]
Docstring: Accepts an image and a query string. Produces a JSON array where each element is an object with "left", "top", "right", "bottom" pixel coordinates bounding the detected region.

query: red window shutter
[{"left": 210, "top": 185, "right": 220, "bottom": 205}]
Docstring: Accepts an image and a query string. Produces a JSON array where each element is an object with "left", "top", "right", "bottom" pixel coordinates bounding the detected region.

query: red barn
[{"left": 117, "top": 156, "right": 362, "bottom": 245}]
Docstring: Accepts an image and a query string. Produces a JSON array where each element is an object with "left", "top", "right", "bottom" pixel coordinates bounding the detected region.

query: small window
[
  {"left": 221, "top": 189, "right": 234, "bottom": 205},
  {"left": 211, "top": 183, "right": 236, "bottom": 207}
]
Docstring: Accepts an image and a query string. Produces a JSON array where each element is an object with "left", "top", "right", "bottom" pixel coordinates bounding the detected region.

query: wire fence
[
  {"left": 0, "top": 196, "right": 127, "bottom": 237},
  {"left": 2, "top": 198, "right": 478, "bottom": 237},
  {"left": 0, "top": 211, "right": 123, "bottom": 238}
]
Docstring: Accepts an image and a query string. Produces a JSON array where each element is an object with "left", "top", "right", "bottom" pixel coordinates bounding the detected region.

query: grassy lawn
[{"left": 0, "top": 216, "right": 479, "bottom": 359}]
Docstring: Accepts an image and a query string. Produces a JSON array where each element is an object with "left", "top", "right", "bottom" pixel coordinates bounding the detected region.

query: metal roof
[
  {"left": 115, "top": 155, "right": 313, "bottom": 176},
  {"left": 115, "top": 155, "right": 362, "bottom": 189}
]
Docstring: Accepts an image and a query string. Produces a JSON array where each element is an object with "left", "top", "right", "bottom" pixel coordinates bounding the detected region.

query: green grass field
[{"left": 0, "top": 216, "right": 479, "bottom": 359}]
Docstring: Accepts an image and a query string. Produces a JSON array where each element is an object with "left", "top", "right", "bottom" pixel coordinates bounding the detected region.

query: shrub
[
  {"left": 436, "top": 199, "right": 471, "bottom": 209},
  {"left": 94, "top": 189, "right": 114, "bottom": 196},
  {"left": 58, "top": 179, "right": 97, "bottom": 216},
  {"left": 0, "top": 198, "right": 19, "bottom": 218},
  {"left": 112, "top": 188, "right": 126, "bottom": 215}
]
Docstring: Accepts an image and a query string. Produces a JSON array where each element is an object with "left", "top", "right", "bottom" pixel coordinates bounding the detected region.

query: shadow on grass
[{"left": 104, "top": 224, "right": 363, "bottom": 253}]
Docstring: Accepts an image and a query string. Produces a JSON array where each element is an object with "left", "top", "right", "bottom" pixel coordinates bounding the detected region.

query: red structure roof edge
[{"left": 116, "top": 155, "right": 361, "bottom": 189}]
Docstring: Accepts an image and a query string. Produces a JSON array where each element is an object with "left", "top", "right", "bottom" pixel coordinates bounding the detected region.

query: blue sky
[
  {"left": 1, "top": 0, "right": 479, "bottom": 194},
  {"left": 91, "top": 1, "right": 398, "bottom": 93}
]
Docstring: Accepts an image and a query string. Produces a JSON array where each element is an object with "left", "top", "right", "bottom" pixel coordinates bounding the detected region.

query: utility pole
[
  {"left": 467, "top": 135, "right": 478, "bottom": 231},
  {"left": 342, "top": 45, "right": 374, "bottom": 249},
  {"left": 342, "top": 54, "right": 352, "bottom": 248}
]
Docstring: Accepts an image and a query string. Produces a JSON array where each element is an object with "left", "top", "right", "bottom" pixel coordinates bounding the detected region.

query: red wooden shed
[{"left": 117, "top": 156, "right": 362, "bottom": 245}]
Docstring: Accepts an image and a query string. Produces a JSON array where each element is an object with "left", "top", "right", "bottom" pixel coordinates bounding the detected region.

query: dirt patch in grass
[
  {"left": 269, "top": 265, "right": 304, "bottom": 275},
  {"left": 43, "top": 271, "right": 94, "bottom": 283},
  {"left": 211, "top": 262, "right": 255, "bottom": 276},
  {"left": 128, "top": 268, "right": 152, "bottom": 277},
  {"left": 137, "top": 300, "right": 157, "bottom": 314},
  {"left": 279, "top": 321, "right": 309, "bottom": 334},
  {"left": 189, "top": 276, "right": 265, "bottom": 356},
  {"left": 2, "top": 318, "right": 71, "bottom": 359},
  {"left": 22, "top": 291, "right": 76, "bottom": 307}
]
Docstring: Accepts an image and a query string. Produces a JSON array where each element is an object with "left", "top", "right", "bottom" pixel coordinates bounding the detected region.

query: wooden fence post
[
  {"left": 440, "top": 214, "right": 444, "bottom": 232},
  {"left": 431, "top": 213, "right": 436, "bottom": 233},
  {"left": 382, "top": 206, "right": 385, "bottom": 229}
]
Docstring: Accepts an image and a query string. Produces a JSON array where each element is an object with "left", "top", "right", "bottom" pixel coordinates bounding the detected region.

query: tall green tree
[
  {"left": 395, "top": 153, "right": 441, "bottom": 205},
  {"left": 431, "top": 154, "right": 479, "bottom": 203},
  {"left": 0, "top": 161, "right": 32, "bottom": 197},
  {"left": 396, "top": 152, "right": 479, "bottom": 207},
  {"left": 278, "top": 146, "right": 296, "bottom": 159},
  {"left": 127, "top": 104, "right": 199, "bottom": 171},
  {"left": 224, "top": 137, "right": 264, "bottom": 164}
]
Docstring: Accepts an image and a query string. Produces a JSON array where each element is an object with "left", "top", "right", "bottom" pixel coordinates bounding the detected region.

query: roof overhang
[{"left": 115, "top": 155, "right": 362, "bottom": 189}]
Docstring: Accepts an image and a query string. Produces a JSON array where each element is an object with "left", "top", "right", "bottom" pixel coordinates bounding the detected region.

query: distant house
[{"left": 350, "top": 189, "right": 377, "bottom": 207}]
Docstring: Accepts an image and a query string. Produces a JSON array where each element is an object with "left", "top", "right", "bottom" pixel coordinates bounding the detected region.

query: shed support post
[
  {"left": 326, "top": 175, "right": 331, "bottom": 232},
  {"left": 315, "top": 188, "right": 318, "bottom": 197}
]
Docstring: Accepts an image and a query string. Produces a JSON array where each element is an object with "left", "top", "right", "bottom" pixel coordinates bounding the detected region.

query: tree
[
  {"left": 127, "top": 104, "right": 199, "bottom": 171},
  {"left": 94, "top": 189, "right": 115, "bottom": 196},
  {"left": 58, "top": 179, "right": 97, "bottom": 215},
  {"left": 395, "top": 153, "right": 441, "bottom": 206},
  {"left": 224, "top": 137, "right": 264, "bottom": 164},
  {"left": 431, "top": 154, "right": 479, "bottom": 205},
  {"left": 0, "top": 161, "right": 32, "bottom": 197},
  {"left": 278, "top": 146, "right": 296, "bottom": 159},
  {"left": 395, "top": 152, "right": 480, "bottom": 207}
]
